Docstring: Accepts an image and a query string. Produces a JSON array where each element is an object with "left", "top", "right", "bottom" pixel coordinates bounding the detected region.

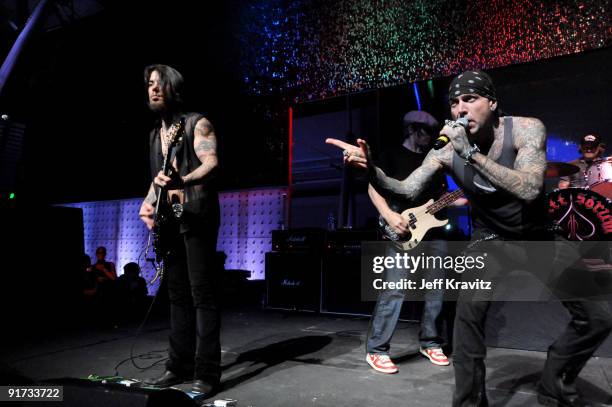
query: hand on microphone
[{"left": 433, "top": 117, "right": 469, "bottom": 150}]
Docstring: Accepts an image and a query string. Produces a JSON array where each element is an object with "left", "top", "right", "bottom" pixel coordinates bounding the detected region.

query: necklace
[{"left": 160, "top": 123, "right": 180, "bottom": 157}]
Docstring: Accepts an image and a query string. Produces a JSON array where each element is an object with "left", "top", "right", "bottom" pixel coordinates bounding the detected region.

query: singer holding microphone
[{"left": 327, "top": 69, "right": 611, "bottom": 406}]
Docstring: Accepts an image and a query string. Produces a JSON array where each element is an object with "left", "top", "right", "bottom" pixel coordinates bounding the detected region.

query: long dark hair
[{"left": 144, "top": 64, "right": 184, "bottom": 110}]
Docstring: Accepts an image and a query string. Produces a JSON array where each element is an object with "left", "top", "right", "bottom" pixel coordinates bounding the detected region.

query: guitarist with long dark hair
[
  {"left": 365, "top": 110, "right": 462, "bottom": 374},
  {"left": 138, "top": 64, "right": 221, "bottom": 396}
]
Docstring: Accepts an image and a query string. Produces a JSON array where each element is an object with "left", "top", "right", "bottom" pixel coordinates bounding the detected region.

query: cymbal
[{"left": 545, "top": 162, "right": 580, "bottom": 178}]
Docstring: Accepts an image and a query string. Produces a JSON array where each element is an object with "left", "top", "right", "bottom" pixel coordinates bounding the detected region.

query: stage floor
[{"left": 3, "top": 307, "right": 611, "bottom": 406}]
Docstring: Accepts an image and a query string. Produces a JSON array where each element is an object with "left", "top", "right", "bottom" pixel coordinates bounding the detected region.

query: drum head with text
[{"left": 547, "top": 187, "right": 612, "bottom": 241}]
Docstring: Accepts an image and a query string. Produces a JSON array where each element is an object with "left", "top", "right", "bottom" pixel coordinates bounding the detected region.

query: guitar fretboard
[{"left": 426, "top": 188, "right": 464, "bottom": 214}]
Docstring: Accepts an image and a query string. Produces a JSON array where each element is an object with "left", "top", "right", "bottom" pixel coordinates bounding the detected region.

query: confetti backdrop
[{"left": 239, "top": 0, "right": 611, "bottom": 101}]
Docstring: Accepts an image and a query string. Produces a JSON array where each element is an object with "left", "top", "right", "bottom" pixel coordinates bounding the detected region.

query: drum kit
[{"left": 546, "top": 158, "right": 612, "bottom": 240}]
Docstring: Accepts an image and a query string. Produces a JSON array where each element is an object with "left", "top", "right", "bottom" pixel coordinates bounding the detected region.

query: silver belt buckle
[{"left": 172, "top": 203, "right": 184, "bottom": 219}]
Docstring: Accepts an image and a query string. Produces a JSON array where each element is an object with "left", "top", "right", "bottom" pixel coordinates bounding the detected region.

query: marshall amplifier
[
  {"left": 320, "top": 249, "right": 373, "bottom": 316},
  {"left": 271, "top": 228, "right": 326, "bottom": 252},
  {"left": 320, "top": 230, "right": 376, "bottom": 316},
  {"left": 265, "top": 251, "right": 321, "bottom": 312}
]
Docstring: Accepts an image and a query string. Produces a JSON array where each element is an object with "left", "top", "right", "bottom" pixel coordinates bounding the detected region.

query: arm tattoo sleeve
[
  {"left": 370, "top": 152, "right": 443, "bottom": 200},
  {"left": 183, "top": 118, "right": 219, "bottom": 184},
  {"left": 144, "top": 183, "right": 157, "bottom": 205},
  {"left": 195, "top": 138, "right": 217, "bottom": 154}
]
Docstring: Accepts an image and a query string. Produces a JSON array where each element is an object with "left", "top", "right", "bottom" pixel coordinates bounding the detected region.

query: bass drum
[
  {"left": 586, "top": 157, "right": 612, "bottom": 199},
  {"left": 547, "top": 187, "right": 612, "bottom": 241}
]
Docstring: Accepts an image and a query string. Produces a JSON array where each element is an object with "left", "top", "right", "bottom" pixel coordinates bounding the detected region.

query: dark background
[
  {"left": 0, "top": 1, "right": 610, "bottom": 206},
  {"left": 0, "top": 0, "right": 287, "bottom": 205}
]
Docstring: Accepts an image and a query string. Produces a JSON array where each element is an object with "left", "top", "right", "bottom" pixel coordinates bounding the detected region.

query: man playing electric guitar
[
  {"left": 365, "top": 110, "right": 462, "bottom": 374},
  {"left": 138, "top": 65, "right": 222, "bottom": 396}
]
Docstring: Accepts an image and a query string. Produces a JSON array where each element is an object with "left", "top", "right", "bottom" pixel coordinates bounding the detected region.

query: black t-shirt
[
  {"left": 376, "top": 147, "right": 447, "bottom": 214},
  {"left": 376, "top": 146, "right": 448, "bottom": 240}
]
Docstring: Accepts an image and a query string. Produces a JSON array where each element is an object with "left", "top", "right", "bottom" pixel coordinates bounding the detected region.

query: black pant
[
  {"left": 164, "top": 226, "right": 221, "bottom": 385},
  {"left": 452, "top": 233, "right": 612, "bottom": 406}
]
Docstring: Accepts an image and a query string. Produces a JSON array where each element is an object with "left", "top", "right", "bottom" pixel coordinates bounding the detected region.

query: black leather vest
[{"left": 149, "top": 112, "right": 220, "bottom": 232}]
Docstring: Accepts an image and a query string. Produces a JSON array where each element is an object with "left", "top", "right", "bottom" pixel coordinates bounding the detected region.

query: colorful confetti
[{"left": 239, "top": 0, "right": 611, "bottom": 102}]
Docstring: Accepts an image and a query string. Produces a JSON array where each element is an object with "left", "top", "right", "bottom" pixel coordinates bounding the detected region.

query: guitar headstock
[{"left": 166, "top": 118, "right": 185, "bottom": 144}]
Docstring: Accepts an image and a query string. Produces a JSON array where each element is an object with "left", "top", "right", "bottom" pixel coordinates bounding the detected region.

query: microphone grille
[{"left": 456, "top": 117, "right": 469, "bottom": 127}]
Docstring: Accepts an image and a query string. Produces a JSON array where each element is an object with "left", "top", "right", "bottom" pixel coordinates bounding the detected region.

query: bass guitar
[{"left": 379, "top": 188, "right": 465, "bottom": 250}]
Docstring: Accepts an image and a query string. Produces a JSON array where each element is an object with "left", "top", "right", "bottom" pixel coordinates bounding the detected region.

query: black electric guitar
[
  {"left": 152, "top": 118, "right": 185, "bottom": 266},
  {"left": 379, "top": 188, "right": 465, "bottom": 250}
]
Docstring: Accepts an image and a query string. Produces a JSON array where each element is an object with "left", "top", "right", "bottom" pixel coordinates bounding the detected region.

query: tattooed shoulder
[
  {"left": 513, "top": 116, "right": 546, "bottom": 150},
  {"left": 195, "top": 117, "right": 215, "bottom": 137}
]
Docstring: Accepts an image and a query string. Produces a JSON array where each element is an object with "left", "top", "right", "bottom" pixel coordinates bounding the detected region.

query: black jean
[
  {"left": 164, "top": 225, "right": 221, "bottom": 385},
  {"left": 452, "top": 232, "right": 612, "bottom": 406}
]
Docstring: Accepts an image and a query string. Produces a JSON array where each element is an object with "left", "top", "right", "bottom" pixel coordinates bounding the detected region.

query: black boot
[
  {"left": 537, "top": 382, "right": 592, "bottom": 407},
  {"left": 452, "top": 358, "right": 489, "bottom": 406},
  {"left": 143, "top": 370, "right": 186, "bottom": 388},
  {"left": 192, "top": 379, "right": 220, "bottom": 396},
  {"left": 538, "top": 347, "right": 592, "bottom": 407},
  {"left": 538, "top": 358, "right": 591, "bottom": 407}
]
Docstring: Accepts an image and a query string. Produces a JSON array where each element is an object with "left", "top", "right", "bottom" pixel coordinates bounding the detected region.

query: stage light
[
  {"left": 427, "top": 80, "right": 435, "bottom": 98},
  {"left": 9, "top": 192, "right": 15, "bottom": 199},
  {"left": 445, "top": 224, "right": 452, "bottom": 230},
  {"left": 412, "top": 82, "right": 422, "bottom": 111}
]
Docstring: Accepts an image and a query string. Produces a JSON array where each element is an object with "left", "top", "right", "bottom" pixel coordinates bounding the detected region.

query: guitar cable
[{"left": 113, "top": 240, "right": 168, "bottom": 376}]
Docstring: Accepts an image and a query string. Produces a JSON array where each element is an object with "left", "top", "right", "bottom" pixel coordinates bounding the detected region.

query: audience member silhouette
[{"left": 117, "top": 262, "right": 149, "bottom": 321}]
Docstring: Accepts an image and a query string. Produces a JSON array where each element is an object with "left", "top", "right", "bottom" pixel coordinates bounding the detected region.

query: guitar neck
[
  {"left": 155, "top": 119, "right": 184, "bottom": 209},
  {"left": 426, "top": 188, "right": 464, "bottom": 214}
]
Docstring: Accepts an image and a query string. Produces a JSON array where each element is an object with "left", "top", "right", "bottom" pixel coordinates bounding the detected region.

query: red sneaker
[
  {"left": 420, "top": 347, "right": 450, "bottom": 366},
  {"left": 366, "top": 353, "right": 399, "bottom": 374}
]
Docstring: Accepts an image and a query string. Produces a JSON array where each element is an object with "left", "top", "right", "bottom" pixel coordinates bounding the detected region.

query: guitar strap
[{"left": 164, "top": 115, "right": 185, "bottom": 169}]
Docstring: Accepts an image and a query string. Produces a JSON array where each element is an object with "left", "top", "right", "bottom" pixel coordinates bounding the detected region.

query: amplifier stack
[{"left": 265, "top": 228, "right": 378, "bottom": 315}]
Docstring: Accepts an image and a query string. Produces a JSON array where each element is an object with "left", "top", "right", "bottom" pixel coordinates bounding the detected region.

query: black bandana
[{"left": 448, "top": 70, "right": 497, "bottom": 102}]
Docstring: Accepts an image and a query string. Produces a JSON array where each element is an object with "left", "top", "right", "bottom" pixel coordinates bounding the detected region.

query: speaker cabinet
[
  {"left": 265, "top": 252, "right": 321, "bottom": 312},
  {"left": 320, "top": 250, "right": 424, "bottom": 320},
  {"left": 320, "top": 250, "right": 374, "bottom": 316}
]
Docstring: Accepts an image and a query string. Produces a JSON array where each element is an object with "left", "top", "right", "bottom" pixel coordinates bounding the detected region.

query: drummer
[{"left": 558, "top": 133, "right": 605, "bottom": 189}]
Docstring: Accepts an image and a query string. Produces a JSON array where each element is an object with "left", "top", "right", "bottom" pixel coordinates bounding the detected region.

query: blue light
[
  {"left": 547, "top": 135, "right": 579, "bottom": 162},
  {"left": 412, "top": 82, "right": 421, "bottom": 111},
  {"left": 446, "top": 175, "right": 459, "bottom": 191}
]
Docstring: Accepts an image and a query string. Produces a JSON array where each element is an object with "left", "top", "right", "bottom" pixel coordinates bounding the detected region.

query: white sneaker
[
  {"left": 420, "top": 347, "right": 450, "bottom": 366},
  {"left": 366, "top": 353, "right": 399, "bottom": 374}
]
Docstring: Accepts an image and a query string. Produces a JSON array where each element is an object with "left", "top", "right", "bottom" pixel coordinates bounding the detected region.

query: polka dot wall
[
  {"left": 239, "top": 0, "right": 611, "bottom": 102},
  {"left": 62, "top": 188, "right": 286, "bottom": 294}
]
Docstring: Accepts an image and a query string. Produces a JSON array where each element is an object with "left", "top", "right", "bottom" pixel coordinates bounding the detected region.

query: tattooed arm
[
  {"left": 325, "top": 137, "right": 449, "bottom": 201},
  {"left": 182, "top": 117, "right": 218, "bottom": 185},
  {"left": 370, "top": 147, "right": 449, "bottom": 200},
  {"left": 144, "top": 182, "right": 157, "bottom": 205},
  {"left": 139, "top": 182, "right": 156, "bottom": 229},
  {"left": 470, "top": 117, "right": 546, "bottom": 201}
]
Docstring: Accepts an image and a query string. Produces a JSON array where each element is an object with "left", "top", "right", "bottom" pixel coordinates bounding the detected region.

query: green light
[
  {"left": 9, "top": 193, "right": 15, "bottom": 199},
  {"left": 427, "top": 80, "right": 435, "bottom": 98}
]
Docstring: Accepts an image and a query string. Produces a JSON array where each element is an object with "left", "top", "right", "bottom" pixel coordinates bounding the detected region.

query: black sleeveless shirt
[
  {"left": 149, "top": 112, "right": 220, "bottom": 233},
  {"left": 451, "top": 117, "right": 544, "bottom": 239}
]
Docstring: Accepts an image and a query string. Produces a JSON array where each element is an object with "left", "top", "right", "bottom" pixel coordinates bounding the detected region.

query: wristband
[{"left": 461, "top": 144, "right": 480, "bottom": 165}]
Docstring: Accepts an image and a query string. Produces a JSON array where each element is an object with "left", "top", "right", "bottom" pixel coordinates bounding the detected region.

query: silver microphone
[{"left": 433, "top": 117, "right": 469, "bottom": 150}]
